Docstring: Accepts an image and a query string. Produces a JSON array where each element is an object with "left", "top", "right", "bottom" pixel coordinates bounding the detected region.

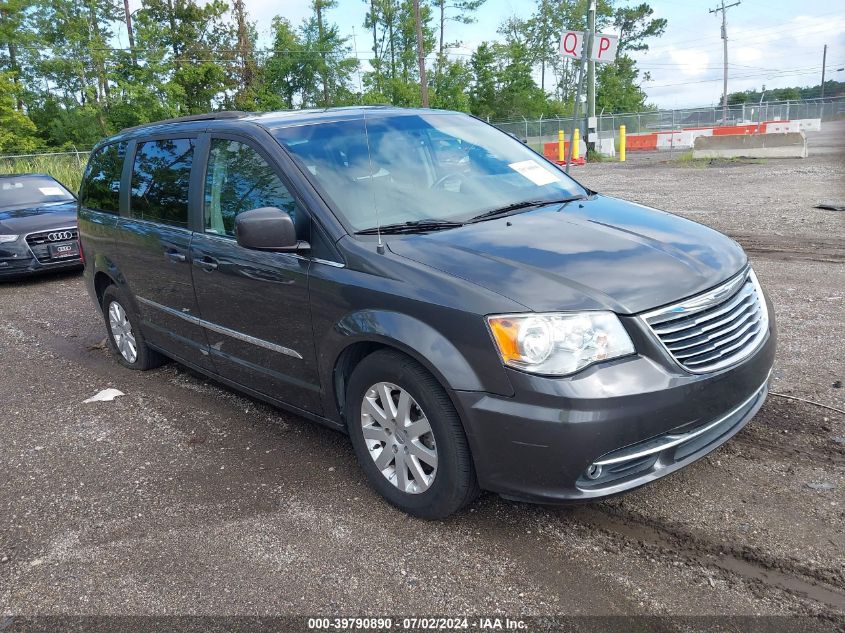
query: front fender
[{"left": 318, "top": 309, "right": 514, "bottom": 423}]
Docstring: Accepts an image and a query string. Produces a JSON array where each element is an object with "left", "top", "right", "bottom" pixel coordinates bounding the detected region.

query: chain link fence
[
  {"left": 1, "top": 96, "right": 842, "bottom": 167},
  {"left": 491, "top": 96, "right": 845, "bottom": 152}
]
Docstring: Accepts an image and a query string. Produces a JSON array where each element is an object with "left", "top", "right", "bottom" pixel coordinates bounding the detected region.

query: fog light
[{"left": 585, "top": 463, "right": 603, "bottom": 480}]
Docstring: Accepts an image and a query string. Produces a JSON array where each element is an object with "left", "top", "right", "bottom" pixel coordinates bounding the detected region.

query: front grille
[
  {"left": 25, "top": 227, "right": 79, "bottom": 264},
  {"left": 642, "top": 269, "right": 769, "bottom": 373}
]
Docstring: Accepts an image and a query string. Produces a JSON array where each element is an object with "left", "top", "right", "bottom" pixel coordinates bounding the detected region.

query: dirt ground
[{"left": 1, "top": 123, "right": 843, "bottom": 628}]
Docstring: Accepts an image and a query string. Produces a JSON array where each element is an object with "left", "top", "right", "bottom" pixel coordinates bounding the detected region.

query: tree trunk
[
  {"left": 438, "top": 0, "right": 444, "bottom": 57},
  {"left": 316, "top": 0, "right": 330, "bottom": 106},
  {"left": 88, "top": 2, "right": 110, "bottom": 104},
  {"left": 233, "top": 0, "right": 252, "bottom": 97},
  {"left": 387, "top": 1, "right": 395, "bottom": 81},
  {"left": 167, "top": 0, "right": 180, "bottom": 70},
  {"left": 123, "top": 0, "right": 137, "bottom": 67},
  {"left": 7, "top": 42, "right": 22, "bottom": 110},
  {"left": 370, "top": 0, "right": 379, "bottom": 92},
  {"left": 413, "top": 0, "right": 429, "bottom": 107}
]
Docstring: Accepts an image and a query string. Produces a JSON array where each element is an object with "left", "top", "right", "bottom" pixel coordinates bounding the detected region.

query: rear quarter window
[
  {"left": 79, "top": 142, "right": 127, "bottom": 214},
  {"left": 129, "top": 138, "right": 194, "bottom": 228}
]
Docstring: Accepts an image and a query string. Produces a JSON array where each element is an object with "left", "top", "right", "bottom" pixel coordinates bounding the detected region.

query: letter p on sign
[{"left": 590, "top": 34, "right": 619, "bottom": 63}]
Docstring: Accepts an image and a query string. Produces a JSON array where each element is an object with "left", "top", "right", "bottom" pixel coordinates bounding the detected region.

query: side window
[
  {"left": 79, "top": 142, "right": 127, "bottom": 214},
  {"left": 204, "top": 139, "right": 299, "bottom": 237},
  {"left": 129, "top": 138, "right": 194, "bottom": 228}
]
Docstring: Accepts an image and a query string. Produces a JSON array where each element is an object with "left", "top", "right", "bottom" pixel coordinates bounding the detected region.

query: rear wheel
[
  {"left": 101, "top": 285, "right": 165, "bottom": 370},
  {"left": 346, "top": 349, "right": 479, "bottom": 519}
]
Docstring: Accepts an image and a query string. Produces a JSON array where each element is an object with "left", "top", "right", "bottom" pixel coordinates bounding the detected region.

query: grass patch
[
  {"left": 586, "top": 148, "right": 610, "bottom": 162},
  {"left": 673, "top": 151, "right": 767, "bottom": 168},
  {"left": 0, "top": 153, "right": 88, "bottom": 193}
]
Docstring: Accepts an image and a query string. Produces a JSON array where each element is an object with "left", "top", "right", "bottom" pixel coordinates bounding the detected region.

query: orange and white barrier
[{"left": 612, "top": 118, "right": 821, "bottom": 154}]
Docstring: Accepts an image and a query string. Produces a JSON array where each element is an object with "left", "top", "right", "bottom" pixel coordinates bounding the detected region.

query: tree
[
  {"left": 469, "top": 42, "right": 496, "bottom": 118},
  {"left": 312, "top": 0, "right": 336, "bottom": 106},
  {"left": 0, "top": 0, "right": 32, "bottom": 111},
  {"left": 412, "top": 0, "right": 428, "bottom": 106},
  {"left": 0, "top": 72, "right": 40, "bottom": 151},
  {"left": 231, "top": 0, "right": 257, "bottom": 108},
  {"left": 300, "top": 3, "right": 358, "bottom": 106},
  {"left": 432, "top": 0, "right": 485, "bottom": 88},
  {"left": 430, "top": 57, "right": 471, "bottom": 111},
  {"left": 596, "top": 2, "right": 665, "bottom": 112},
  {"left": 134, "top": 0, "right": 237, "bottom": 114}
]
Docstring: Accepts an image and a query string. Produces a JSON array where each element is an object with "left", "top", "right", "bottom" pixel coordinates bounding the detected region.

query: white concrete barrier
[
  {"left": 656, "top": 131, "right": 694, "bottom": 149},
  {"left": 597, "top": 137, "right": 615, "bottom": 157},
  {"left": 693, "top": 132, "right": 807, "bottom": 159},
  {"left": 763, "top": 121, "right": 800, "bottom": 134},
  {"left": 795, "top": 118, "right": 822, "bottom": 132}
]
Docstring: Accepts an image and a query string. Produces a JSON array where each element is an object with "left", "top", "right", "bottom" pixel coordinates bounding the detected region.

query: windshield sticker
[
  {"left": 39, "top": 187, "right": 66, "bottom": 196},
  {"left": 2, "top": 182, "right": 24, "bottom": 190},
  {"left": 508, "top": 160, "right": 561, "bottom": 186}
]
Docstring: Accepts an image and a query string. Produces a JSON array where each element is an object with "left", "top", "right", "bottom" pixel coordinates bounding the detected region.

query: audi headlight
[
  {"left": 488, "top": 312, "right": 635, "bottom": 376},
  {"left": 0, "top": 234, "right": 19, "bottom": 243}
]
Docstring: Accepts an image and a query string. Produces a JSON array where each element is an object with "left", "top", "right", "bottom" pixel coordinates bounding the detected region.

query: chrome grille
[
  {"left": 25, "top": 227, "right": 79, "bottom": 263},
  {"left": 642, "top": 269, "right": 769, "bottom": 373}
]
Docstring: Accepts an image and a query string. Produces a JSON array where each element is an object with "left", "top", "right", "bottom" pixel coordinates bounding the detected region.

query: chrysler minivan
[{"left": 78, "top": 108, "right": 776, "bottom": 518}]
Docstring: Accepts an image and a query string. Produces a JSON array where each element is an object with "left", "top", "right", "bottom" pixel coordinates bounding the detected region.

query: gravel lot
[{"left": 1, "top": 123, "right": 843, "bottom": 627}]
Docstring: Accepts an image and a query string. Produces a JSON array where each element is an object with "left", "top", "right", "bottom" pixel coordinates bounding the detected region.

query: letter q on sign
[{"left": 560, "top": 31, "right": 585, "bottom": 60}]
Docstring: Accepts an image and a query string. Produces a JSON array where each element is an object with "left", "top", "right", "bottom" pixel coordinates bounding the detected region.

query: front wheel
[{"left": 346, "top": 349, "right": 479, "bottom": 519}]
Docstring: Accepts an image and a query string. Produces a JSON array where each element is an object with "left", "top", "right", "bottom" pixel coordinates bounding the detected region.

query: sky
[{"left": 122, "top": 0, "right": 845, "bottom": 109}]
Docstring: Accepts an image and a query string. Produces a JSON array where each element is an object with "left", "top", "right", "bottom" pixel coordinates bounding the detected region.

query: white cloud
[
  {"left": 668, "top": 48, "right": 711, "bottom": 77},
  {"left": 734, "top": 47, "right": 762, "bottom": 63}
]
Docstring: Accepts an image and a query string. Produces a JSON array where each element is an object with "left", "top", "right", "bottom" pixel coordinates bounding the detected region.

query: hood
[
  {"left": 387, "top": 194, "right": 747, "bottom": 314},
  {"left": 0, "top": 202, "right": 78, "bottom": 235}
]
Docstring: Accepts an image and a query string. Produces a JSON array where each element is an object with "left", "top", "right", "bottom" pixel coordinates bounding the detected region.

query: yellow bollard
[
  {"left": 572, "top": 128, "right": 580, "bottom": 160},
  {"left": 558, "top": 130, "right": 564, "bottom": 162},
  {"left": 619, "top": 124, "right": 626, "bottom": 162}
]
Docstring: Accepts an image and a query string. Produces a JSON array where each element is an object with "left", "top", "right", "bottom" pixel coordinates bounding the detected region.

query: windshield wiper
[
  {"left": 355, "top": 219, "right": 464, "bottom": 235},
  {"left": 467, "top": 195, "right": 586, "bottom": 223}
]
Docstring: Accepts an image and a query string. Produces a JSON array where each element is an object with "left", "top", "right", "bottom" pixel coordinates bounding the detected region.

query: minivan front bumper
[{"left": 453, "top": 304, "right": 776, "bottom": 503}]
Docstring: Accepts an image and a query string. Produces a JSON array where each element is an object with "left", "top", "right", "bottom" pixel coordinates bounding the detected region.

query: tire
[
  {"left": 101, "top": 285, "right": 165, "bottom": 371},
  {"left": 346, "top": 349, "right": 480, "bottom": 519}
]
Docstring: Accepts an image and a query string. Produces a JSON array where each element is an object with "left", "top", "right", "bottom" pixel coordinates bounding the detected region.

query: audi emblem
[{"left": 48, "top": 231, "right": 74, "bottom": 242}]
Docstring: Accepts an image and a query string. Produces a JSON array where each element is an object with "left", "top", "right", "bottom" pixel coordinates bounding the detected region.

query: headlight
[
  {"left": 487, "top": 312, "right": 635, "bottom": 376},
  {"left": 0, "top": 234, "right": 19, "bottom": 243}
]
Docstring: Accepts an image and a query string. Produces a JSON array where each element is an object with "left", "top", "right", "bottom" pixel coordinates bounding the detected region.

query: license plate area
[{"left": 49, "top": 241, "right": 79, "bottom": 259}]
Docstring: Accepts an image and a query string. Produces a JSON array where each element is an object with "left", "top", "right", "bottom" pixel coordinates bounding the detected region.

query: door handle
[
  {"left": 165, "top": 249, "right": 187, "bottom": 263},
  {"left": 193, "top": 256, "right": 219, "bottom": 272}
]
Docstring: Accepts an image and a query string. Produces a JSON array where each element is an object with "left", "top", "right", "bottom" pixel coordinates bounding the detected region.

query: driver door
[{"left": 189, "top": 134, "right": 322, "bottom": 414}]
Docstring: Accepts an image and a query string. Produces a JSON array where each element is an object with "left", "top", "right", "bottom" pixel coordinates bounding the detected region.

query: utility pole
[
  {"left": 710, "top": 0, "right": 740, "bottom": 124},
  {"left": 820, "top": 44, "right": 827, "bottom": 99},
  {"left": 566, "top": 2, "right": 592, "bottom": 174},
  {"left": 586, "top": 0, "right": 596, "bottom": 153},
  {"left": 413, "top": 0, "right": 430, "bottom": 107}
]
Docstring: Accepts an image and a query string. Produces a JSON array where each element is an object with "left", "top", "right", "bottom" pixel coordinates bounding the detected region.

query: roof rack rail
[{"left": 120, "top": 111, "right": 250, "bottom": 133}]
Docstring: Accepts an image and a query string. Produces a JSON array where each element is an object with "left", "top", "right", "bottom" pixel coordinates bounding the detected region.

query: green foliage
[
  {"left": 728, "top": 81, "right": 842, "bottom": 104},
  {"left": 1, "top": 0, "right": 666, "bottom": 155},
  {"left": 0, "top": 72, "right": 41, "bottom": 152}
]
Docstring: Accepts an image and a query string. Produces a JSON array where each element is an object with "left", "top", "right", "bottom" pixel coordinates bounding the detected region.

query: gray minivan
[{"left": 78, "top": 108, "right": 776, "bottom": 518}]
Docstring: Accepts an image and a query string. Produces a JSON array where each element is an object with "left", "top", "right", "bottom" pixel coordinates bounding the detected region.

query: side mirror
[{"left": 235, "top": 207, "right": 309, "bottom": 253}]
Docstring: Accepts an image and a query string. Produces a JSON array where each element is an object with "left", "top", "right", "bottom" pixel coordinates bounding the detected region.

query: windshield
[
  {"left": 273, "top": 113, "right": 586, "bottom": 231},
  {"left": 0, "top": 175, "right": 75, "bottom": 211}
]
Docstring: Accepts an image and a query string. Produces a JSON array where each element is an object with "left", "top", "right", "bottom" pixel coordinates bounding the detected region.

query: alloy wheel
[
  {"left": 360, "top": 382, "right": 438, "bottom": 494},
  {"left": 108, "top": 301, "right": 138, "bottom": 364}
]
